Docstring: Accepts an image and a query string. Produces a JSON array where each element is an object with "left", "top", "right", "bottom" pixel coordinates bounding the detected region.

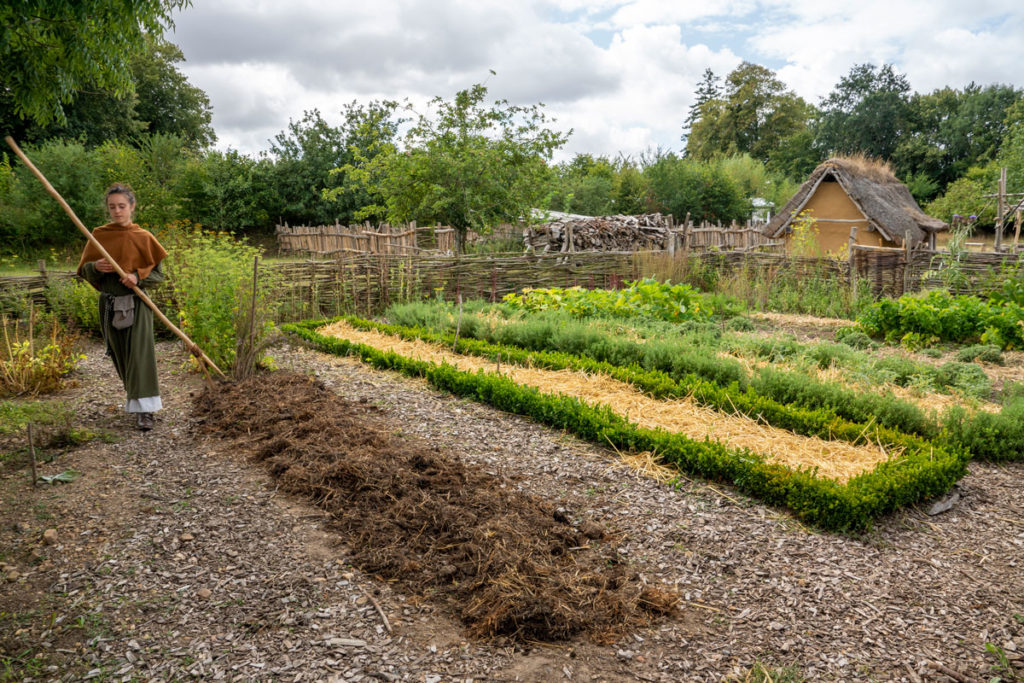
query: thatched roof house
[{"left": 766, "top": 157, "right": 948, "bottom": 254}]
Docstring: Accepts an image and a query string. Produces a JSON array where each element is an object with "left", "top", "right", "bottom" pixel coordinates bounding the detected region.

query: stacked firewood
[{"left": 523, "top": 213, "right": 675, "bottom": 253}]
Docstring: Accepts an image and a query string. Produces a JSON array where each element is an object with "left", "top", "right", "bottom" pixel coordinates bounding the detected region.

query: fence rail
[{"left": 5, "top": 246, "right": 1024, "bottom": 322}]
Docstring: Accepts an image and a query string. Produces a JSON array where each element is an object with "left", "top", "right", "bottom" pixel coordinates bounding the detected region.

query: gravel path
[{"left": 1, "top": 337, "right": 1022, "bottom": 682}]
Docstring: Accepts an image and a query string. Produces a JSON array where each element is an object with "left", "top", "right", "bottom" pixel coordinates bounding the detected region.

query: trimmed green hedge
[{"left": 284, "top": 317, "right": 968, "bottom": 532}]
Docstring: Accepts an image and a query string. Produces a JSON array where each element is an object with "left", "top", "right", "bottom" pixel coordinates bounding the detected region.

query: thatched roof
[{"left": 765, "top": 157, "right": 948, "bottom": 246}]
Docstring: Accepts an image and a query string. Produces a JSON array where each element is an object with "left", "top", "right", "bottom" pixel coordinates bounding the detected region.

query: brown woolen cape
[{"left": 76, "top": 223, "right": 168, "bottom": 281}]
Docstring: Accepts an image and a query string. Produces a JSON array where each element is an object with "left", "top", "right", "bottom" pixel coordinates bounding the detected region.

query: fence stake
[
  {"left": 27, "top": 423, "right": 38, "bottom": 487},
  {"left": 848, "top": 226, "right": 858, "bottom": 299}
]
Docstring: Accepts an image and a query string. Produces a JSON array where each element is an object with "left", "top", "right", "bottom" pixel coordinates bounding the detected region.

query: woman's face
[{"left": 107, "top": 193, "right": 134, "bottom": 226}]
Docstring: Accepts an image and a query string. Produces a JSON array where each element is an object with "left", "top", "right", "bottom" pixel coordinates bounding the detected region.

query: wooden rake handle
[{"left": 4, "top": 135, "right": 227, "bottom": 379}]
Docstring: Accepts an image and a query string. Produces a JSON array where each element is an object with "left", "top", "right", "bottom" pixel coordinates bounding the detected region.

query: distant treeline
[{"left": 3, "top": 46, "right": 1024, "bottom": 252}]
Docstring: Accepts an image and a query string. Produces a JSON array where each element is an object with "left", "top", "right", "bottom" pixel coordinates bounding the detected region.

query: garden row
[
  {"left": 284, "top": 315, "right": 967, "bottom": 532},
  {"left": 383, "top": 300, "right": 1023, "bottom": 463}
]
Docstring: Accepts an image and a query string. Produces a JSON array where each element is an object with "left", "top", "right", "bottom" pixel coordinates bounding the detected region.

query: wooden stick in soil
[
  {"left": 4, "top": 136, "right": 226, "bottom": 379},
  {"left": 925, "top": 661, "right": 980, "bottom": 683},
  {"left": 452, "top": 292, "right": 463, "bottom": 352},
  {"left": 27, "top": 423, "right": 38, "bottom": 487}
]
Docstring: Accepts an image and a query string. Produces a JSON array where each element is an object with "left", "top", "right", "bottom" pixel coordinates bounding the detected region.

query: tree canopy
[
  {"left": 338, "top": 83, "right": 569, "bottom": 249},
  {"left": 1, "top": 0, "right": 190, "bottom": 126}
]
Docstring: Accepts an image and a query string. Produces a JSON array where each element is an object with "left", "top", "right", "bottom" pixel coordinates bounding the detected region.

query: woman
[{"left": 77, "top": 184, "right": 168, "bottom": 431}]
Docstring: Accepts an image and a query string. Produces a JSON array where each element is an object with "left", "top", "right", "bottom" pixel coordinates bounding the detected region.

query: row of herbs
[
  {"left": 284, "top": 316, "right": 968, "bottom": 532},
  {"left": 384, "top": 301, "right": 1024, "bottom": 462}
]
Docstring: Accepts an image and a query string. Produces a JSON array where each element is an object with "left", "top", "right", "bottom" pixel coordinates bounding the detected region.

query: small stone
[
  {"left": 179, "top": 533, "right": 194, "bottom": 542},
  {"left": 6, "top": 570, "right": 21, "bottom": 582},
  {"left": 42, "top": 529, "right": 58, "bottom": 545},
  {"left": 769, "top": 621, "right": 786, "bottom": 631},
  {"left": 616, "top": 649, "right": 634, "bottom": 660},
  {"left": 196, "top": 588, "right": 212, "bottom": 599}
]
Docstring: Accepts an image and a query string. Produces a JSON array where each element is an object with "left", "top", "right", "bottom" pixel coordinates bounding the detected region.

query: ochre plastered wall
[{"left": 783, "top": 179, "right": 893, "bottom": 256}]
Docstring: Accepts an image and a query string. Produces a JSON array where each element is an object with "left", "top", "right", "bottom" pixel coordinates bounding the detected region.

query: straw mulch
[
  {"left": 194, "top": 373, "right": 676, "bottom": 643},
  {"left": 319, "top": 321, "right": 897, "bottom": 482}
]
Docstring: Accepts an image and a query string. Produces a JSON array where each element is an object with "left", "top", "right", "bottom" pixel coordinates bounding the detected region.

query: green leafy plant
[
  {"left": 1, "top": 314, "right": 84, "bottom": 397},
  {"left": 163, "top": 227, "right": 281, "bottom": 376},
  {"left": 503, "top": 277, "right": 719, "bottom": 323},
  {"left": 44, "top": 277, "right": 101, "bottom": 331}
]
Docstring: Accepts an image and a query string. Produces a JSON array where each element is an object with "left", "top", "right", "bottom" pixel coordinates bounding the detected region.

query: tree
[
  {"left": 341, "top": 83, "right": 569, "bottom": 250},
  {"left": 681, "top": 68, "right": 720, "bottom": 142},
  {"left": 895, "top": 83, "right": 1023, "bottom": 196},
  {"left": 1, "top": 35, "right": 213, "bottom": 149},
  {"left": 815, "top": 63, "right": 912, "bottom": 161},
  {"left": 1, "top": 0, "right": 190, "bottom": 126},
  {"left": 642, "top": 152, "right": 748, "bottom": 224},
  {"left": 131, "top": 35, "right": 215, "bottom": 149},
  {"left": 686, "top": 62, "right": 812, "bottom": 167}
]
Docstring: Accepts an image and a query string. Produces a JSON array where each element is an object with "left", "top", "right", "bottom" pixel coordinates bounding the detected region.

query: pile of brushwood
[
  {"left": 194, "top": 372, "right": 676, "bottom": 642},
  {"left": 524, "top": 213, "right": 674, "bottom": 253}
]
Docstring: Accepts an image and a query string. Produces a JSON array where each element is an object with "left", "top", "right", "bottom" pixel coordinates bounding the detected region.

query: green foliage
[
  {"left": 933, "top": 362, "right": 992, "bottom": 398},
  {"left": 339, "top": 83, "right": 568, "bottom": 249},
  {"left": 686, "top": 61, "right": 813, "bottom": 168},
  {"left": 857, "top": 290, "right": 1024, "bottom": 349},
  {"left": 0, "top": 1, "right": 189, "bottom": 126},
  {"left": 815, "top": 63, "right": 912, "bottom": 161},
  {"left": 163, "top": 228, "right": 280, "bottom": 375},
  {"left": 285, "top": 316, "right": 968, "bottom": 532},
  {"left": 503, "top": 277, "right": 717, "bottom": 323},
  {"left": 835, "top": 326, "right": 874, "bottom": 349},
  {"left": 641, "top": 152, "right": 749, "bottom": 224},
  {"left": 1, "top": 316, "right": 84, "bottom": 397},
  {"left": 943, "top": 397, "right": 1024, "bottom": 462},
  {"left": 44, "top": 278, "right": 101, "bottom": 331},
  {"left": 955, "top": 344, "right": 1003, "bottom": 365},
  {"left": 0, "top": 400, "right": 74, "bottom": 436}
]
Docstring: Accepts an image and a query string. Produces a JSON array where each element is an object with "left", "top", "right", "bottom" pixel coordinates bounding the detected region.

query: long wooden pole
[{"left": 4, "top": 136, "right": 226, "bottom": 378}]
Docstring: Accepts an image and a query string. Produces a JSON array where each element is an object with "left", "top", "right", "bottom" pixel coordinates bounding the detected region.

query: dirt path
[{"left": 2, "top": 337, "right": 1023, "bottom": 682}]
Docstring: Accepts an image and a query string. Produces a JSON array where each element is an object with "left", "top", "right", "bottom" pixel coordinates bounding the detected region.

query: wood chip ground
[{"left": 1, "top": 333, "right": 1022, "bottom": 682}]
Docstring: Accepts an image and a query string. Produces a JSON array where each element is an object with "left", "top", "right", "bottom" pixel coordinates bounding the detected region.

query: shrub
[
  {"left": 804, "top": 342, "right": 857, "bottom": 370},
  {"left": 1, "top": 315, "right": 84, "bottom": 397},
  {"left": 45, "top": 277, "right": 101, "bottom": 331},
  {"left": 835, "top": 326, "right": 873, "bottom": 349},
  {"left": 726, "top": 316, "right": 755, "bottom": 332},
  {"left": 933, "top": 362, "right": 992, "bottom": 398},
  {"left": 164, "top": 228, "right": 281, "bottom": 377},
  {"left": 954, "top": 344, "right": 1003, "bottom": 365}
]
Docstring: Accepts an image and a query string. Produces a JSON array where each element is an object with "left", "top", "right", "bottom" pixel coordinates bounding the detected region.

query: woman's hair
[{"left": 105, "top": 183, "right": 136, "bottom": 206}]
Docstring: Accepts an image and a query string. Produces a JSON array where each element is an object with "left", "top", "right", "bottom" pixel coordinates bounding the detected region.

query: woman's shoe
[{"left": 136, "top": 412, "right": 154, "bottom": 431}]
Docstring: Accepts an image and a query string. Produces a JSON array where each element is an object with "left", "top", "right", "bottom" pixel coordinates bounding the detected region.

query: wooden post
[
  {"left": 903, "top": 230, "right": 912, "bottom": 295},
  {"left": 996, "top": 167, "right": 1007, "bottom": 252},
  {"left": 1014, "top": 210, "right": 1022, "bottom": 253},
  {"left": 848, "top": 226, "right": 858, "bottom": 299},
  {"left": 27, "top": 423, "right": 38, "bottom": 487},
  {"left": 667, "top": 214, "right": 675, "bottom": 257}
]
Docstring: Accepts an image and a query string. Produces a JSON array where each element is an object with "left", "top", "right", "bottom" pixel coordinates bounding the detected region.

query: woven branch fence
[{"left": 5, "top": 247, "right": 1024, "bottom": 322}]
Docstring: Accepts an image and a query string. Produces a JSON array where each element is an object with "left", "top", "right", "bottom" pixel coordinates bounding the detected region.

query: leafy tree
[
  {"left": 895, "top": 83, "right": 1022, "bottom": 198},
  {"left": 545, "top": 154, "right": 618, "bottom": 216},
  {"left": 682, "top": 68, "right": 720, "bottom": 142},
  {"left": 815, "top": 63, "right": 912, "bottom": 160},
  {"left": 1, "top": 0, "right": 190, "bottom": 126},
  {"left": 686, "top": 62, "right": 812, "bottom": 166},
  {"left": 341, "top": 83, "right": 569, "bottom": 250},
  {"left": 131, "top": 35, "right": 215, "bottom": 149},
  {"left": 1, "top": 35, "right": 212, "bottom": 149},
  {"left": 643, "top": 152, "right": 748, "bottom": 224},
  {"left": 273, "top": 101, "right": 402, "bottom": 227}
]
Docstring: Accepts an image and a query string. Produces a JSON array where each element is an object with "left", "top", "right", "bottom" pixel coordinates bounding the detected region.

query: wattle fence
[{"left": 4, "top": 246, "right": 1023, "bottom": 322}]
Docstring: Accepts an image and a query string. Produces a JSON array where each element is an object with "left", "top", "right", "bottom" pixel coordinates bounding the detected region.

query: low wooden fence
[
  {"left": 682, "top": 222, "right": 782, "bottom": 252},
  {"left": 276, "top": 222, "right": 459, "bottom": 256},
  {"left": 6, "top": 246, "right": 1024, "bottom": 322}
]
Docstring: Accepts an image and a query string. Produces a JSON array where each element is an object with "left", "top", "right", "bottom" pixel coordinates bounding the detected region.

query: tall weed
[
  {"left": 1, "top": 314, "right": 84, "bottom": 397},
  {"left": 164, "top": 227, "right": 281, "bottom": 377}
]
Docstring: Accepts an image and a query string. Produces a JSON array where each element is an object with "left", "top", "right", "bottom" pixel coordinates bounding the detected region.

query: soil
[{"left": 1, "top": 326, "right": 1023, "bottom": 682}]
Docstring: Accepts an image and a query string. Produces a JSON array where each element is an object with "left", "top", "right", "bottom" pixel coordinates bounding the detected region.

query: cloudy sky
[{"left": 168, "top": 1, "right": 1024, "bottom": 161}]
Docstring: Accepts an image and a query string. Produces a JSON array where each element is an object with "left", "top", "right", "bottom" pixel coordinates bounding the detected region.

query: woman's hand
[{"left": 95, "top": 259, "right": 138, "bottom": 287}]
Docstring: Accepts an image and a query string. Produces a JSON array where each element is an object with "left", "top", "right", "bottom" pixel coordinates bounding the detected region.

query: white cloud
[{"left": 166, "top": 0, "right": 1024, "bottom": 157}]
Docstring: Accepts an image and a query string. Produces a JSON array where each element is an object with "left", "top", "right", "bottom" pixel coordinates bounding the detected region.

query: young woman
[{"left": 77, "top": 184, "right": 168, "bottom": 431}]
